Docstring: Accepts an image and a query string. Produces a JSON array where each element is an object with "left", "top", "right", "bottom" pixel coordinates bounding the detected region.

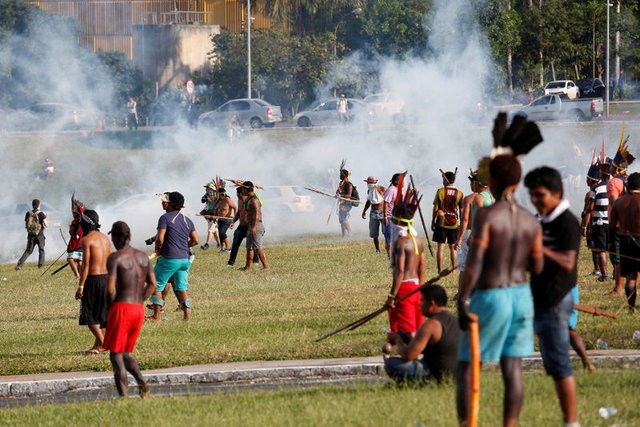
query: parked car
[
  {"left": 292, "top": 98, "right": 367, "bottom": 127},
  {"left": 577, "top": 78, "right": 605, "bottom": 99},
  {"left": 363, "top": 93, "right": 404, "bottom": 121},
  {"left": 544, "top": 80, "right": 580, "bottom": 100},
  {"left": 512, "top": 94, "right": 603, "bottom": 122},
  {"left": 197, "top": 98, "right": 283, "bottom": 129},
  {"left": 259, "top": 186, "right": 314, "bottom": 213}
]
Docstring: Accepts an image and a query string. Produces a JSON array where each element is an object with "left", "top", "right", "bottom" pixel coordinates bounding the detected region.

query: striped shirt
[{"left": 589, "top": 181, "right": 608, "bottom": 223}]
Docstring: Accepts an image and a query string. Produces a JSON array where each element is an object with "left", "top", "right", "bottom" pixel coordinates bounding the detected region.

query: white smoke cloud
[{"left": 1, "top": 0, "right": 633, "bottom": 264}]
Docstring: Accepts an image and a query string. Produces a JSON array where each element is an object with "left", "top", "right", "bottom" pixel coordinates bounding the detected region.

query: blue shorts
[
  {"left": 534, "top": 290, "right": 574, "bottom": 380},
  {"left": 383, "top": 217, "right": 392, "bottom": 243},
  {"left": 568, "top": 286, "right": 579, "bottom": 330},
  {"left": 338, "top": 206, "right": 351, "bottom": 224},
  {"left": 459, "top": 283, "right": 534, "bottom": 362},
  {"left": 154, "top": 257, "right": 191, "bottom": 292},
  {"left": 67, "top": 249, "right": 83, "bottom": 261}
]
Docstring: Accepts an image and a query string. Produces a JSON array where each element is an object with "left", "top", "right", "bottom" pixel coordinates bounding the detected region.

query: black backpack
[{"left": 349, "top": 185, "right": 361, "bottom": 207}]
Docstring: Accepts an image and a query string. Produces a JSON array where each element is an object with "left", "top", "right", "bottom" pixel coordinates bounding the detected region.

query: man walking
[
  {"left": 242, "top": 181, "right": 269, "bottom": 270},
  {"left": 525, "top": 166, "right": 581, "bottom": 427},
  {"left": 150, "top": 192, "right": 198, "bottom": 321},
  {"left": 337, "top": 168, "right": 354, "bottom": 238},
  {"left": 432, "top": 170, "right": 463, "bottom": 273},
  {"left": 104, "top": 221, "right": 156, "bottom": 398},
  {"left": 16, "top": 199, "right": 47, "bottom": 270},
  {"left": 361, "top": 176, "right": 386, "bottom": 253},
  {"left": 75, "top": 209, "right": 112, "bottom": 354}
]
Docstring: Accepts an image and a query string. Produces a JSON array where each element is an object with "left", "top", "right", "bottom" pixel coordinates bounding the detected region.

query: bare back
[
  {"left": 107, "top": 247, "right": 155, "bottom": 304},
  {"left": 469, "top": 200, "right": 543, "bottom": 289},
  {"left": 393, "top": 235, "right": 426, "bottom": 283},
  {"left": 216, "top": 195, "right": 237, "bottom": 218},
  {"left": 612, "top": 194, "right": 640, "bottom": 235}
]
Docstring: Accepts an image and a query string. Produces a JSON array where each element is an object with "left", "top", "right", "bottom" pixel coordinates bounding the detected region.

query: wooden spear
[{"left": 409, "top": 174, "right": 434, "bottom": 257}]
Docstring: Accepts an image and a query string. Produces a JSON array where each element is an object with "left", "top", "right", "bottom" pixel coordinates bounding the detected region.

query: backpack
[
  {"left": 26, "top": 210, "right": 42, "bottom": 235},
  {"left": 349, "top": 185, "right": 361, "bottom": 207}
]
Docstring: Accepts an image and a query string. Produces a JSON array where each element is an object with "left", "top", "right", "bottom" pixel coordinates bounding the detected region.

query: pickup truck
[{"left": 512, "top": 94, "right": 603, "bottom": 122}]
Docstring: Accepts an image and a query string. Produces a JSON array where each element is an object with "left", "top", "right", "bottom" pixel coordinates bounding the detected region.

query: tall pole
[
  {"left": 247, "top": 0, "right": 251, "bottom": 99},
  {"left": 605, "top": 1, "right": 610, "bottom": 118}
]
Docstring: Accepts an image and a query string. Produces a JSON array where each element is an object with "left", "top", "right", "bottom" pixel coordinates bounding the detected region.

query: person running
[
  {"left": 456, "top": 154, "right": 544, "bottom": 427},
  {"left": 242, "top": 181, "right": 269, "bottom": 270},
  {"left": 104, "top": 221, "right": 156, "bottom": 398},
  {"left": 149, "top": 192, "right": 198, "bottom": 321},
  {"left": 609, "top": 172, "right": 640, "bottom": 312},
  {"left": 75, "top": 209, "right": 112, "bottom": 354},
  {"left": 16, "top": 199, "right": 47, "bottom": 270},
  {"left": 215, "top": 187, "right": 237, "bottom": 252},
  {"left": 361, "top": 176, "right": 386, "bottom": 253},
  {"left": 432, "top": 170, "right": 463, "bottom": 273},
  {"left": 524, "top": 166, "right": 581, "bottom": 427},
  {"left": 384, "top": 185, "right": 425, "bottom": 341},
  {"left": 383, "top": 285, "right": 460, "bottom": 385}
]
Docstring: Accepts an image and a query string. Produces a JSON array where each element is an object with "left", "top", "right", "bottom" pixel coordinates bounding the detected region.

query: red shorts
[
  {"left": 103, "top": 302, "right": 145, "bottom": 353},
  {"left": 388, "top": 279, "right": 424, "bottom": 333}
]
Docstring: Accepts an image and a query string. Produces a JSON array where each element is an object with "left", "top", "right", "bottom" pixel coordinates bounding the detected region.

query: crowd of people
[{"left": 13, "top": 113, "right": 639, "bottom": 423}]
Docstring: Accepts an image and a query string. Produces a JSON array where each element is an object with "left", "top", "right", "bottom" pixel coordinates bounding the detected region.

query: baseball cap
[{"left": 108, "top": 221, "right": 131, "bottom": 237}]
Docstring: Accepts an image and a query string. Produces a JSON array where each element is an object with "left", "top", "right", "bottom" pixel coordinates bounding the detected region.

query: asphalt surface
[{"left": 2, "top": 351, "right": 640, "bottom": 407}]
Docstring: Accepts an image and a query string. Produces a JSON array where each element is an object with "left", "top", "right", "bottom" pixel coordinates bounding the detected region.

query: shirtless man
[
  {"left": 215, "top": 188, "right": 237, "bottom": 252},
  {"left": 361, "top": 176, "right": 386, "bottom": 253},
  {"left": 337, "top": 169, "right": 354, "bottom": 238},
  {"left": 385, "top": 190, "right": 426, "bottom": 342},
  {"left": 609, "top": 172, "right": 640, "bottom": 311},
  {"left": 456, "top": 155, "right": 544, "bottom": 427},
  {"left": 228, "top": 187, "right": 258, "bottom": 267},
  {"left": 104, "top": 221, "right": 156, "bottom": 398},
  {"left": 242, "top": 181, "right": 269, "bottom": 270},
  {"left": 75, "top": 209, "right": 112, "bottom": 354}
]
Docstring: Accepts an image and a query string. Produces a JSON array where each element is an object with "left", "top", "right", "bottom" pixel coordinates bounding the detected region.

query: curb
[{"left": 2, "top": 351, "right": 640, "bottom": 399}]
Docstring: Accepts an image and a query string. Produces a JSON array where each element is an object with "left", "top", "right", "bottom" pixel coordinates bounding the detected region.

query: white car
[
  {"left": 293, "top": 98, "right": 367, "bottom": 127},
  {"left": 544, "top": 80, "right": 580, "bottom": 100},
  {"left": 198, "top": 98, "right": 283, "bottom": 129},
  {"left": 259, "top": 186, "right": 314, "bottom": 213}
]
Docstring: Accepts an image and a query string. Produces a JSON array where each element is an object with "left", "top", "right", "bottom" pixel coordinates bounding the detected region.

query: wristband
[{"left": 387, "top": 293, "right": 396, "bottom": 299}]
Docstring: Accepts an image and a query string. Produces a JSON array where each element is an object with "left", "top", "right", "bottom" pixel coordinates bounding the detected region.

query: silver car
[
  {"left": 293, "top": 98, "right": 367, "bottom": 127},
  {"left": 197, "top": 98, "right": 283, "bottom": 129}
]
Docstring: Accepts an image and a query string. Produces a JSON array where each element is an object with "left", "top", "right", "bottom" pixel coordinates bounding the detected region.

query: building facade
[{"left": 29, "top": 0, "right": 271, "bottom": 59}]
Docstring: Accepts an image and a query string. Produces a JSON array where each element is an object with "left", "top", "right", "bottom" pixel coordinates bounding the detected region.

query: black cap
[
  {"left": 108, "top": 221, "right": 131, "bottom": 237},
  {"left": 81, "top": 209, "right": 100, "bottom": 229}
]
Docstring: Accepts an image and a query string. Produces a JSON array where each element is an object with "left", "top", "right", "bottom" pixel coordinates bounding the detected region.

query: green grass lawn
[
  {"left": 1, "top": 370, "right": 639, "bottom": 426},
  {"left": 0, "top": 237, "right": 638, "bottom": 376}
]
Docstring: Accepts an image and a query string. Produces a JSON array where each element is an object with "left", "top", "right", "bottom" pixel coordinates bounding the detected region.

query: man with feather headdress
[{"left": 456, "top": 113, "right": 544, "bottom": 427}]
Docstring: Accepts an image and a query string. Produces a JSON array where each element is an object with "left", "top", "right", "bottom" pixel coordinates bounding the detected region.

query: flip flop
[{"left": 85, "top": 347, "right": 107, "bottom": 354}]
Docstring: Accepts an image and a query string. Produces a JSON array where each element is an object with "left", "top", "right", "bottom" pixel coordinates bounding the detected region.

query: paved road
[{"left": 2, "top": 351, "right": 640, "bottom": 407}]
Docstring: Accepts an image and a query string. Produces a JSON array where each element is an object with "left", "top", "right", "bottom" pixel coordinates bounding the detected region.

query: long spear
[
  {"left": 51, "top": 262, "right": 69, "bottom": 276},
  {"left": 573, "top": 304, "right": 617, "bottom": 319},
  {"left": 40, "top": 249, "right": 67, "bottom": 277},
  {"left": 409, "top": 174, "right": 434, "bottom": 257},
  {"left": 315, "top": 266, "right": 458, "bottom": 342}
]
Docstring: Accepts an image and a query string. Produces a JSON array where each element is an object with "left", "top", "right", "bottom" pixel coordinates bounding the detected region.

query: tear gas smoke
[{"left": 0, "top": 0, "right": 636, "bottom": 263}]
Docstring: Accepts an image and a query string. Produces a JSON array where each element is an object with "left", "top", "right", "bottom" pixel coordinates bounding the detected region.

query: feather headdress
[
  {"left": 71, "top": 192, "right": 84, "bottom": 215},
  {"left": 477, "top": 112, "right": 544, "bottom": 185},
  {"left": 612, "top": 123, "right": 635, "bottom": 168},
  {"left": 225, "top": 178, "right": 264, "bottom": 190},
  {"left": 586, "top": 146, "right": 600, "bottom": 182},
  {"left": 439, "top": 168, "right": 458, "bottom": 185}
]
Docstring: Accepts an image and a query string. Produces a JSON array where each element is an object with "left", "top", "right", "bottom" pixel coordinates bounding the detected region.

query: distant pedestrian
[
  {"left": 337, "top": 94, "right": 349, "bottom": 124},
  {"left": 432, "top": 169, "right": 463, "bottom": 273},
  {"left": 337, "top": 168, "right": 354, "bottom": 238},
  {"left": 104, "top": 221, "right": 156, "bottom": 398},
  {"left": 241, "top": 181, "right": 269, "bottom": 270},
  {"left": 16, "top": 199, "right": 47, "bottom": 270},
  {"left": 127, "top": 97, "right": 138, "bottom": 130}
]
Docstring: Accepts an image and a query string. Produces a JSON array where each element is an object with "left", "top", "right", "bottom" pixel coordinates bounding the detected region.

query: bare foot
[
  {"left": 139, "top": 383, "right": 150, "bottom": 398},
  {"left": 145, "top": 316, "right": 161, "bottom": 323},
  {"left": 607, "top": 291, "right": 623, "bottom": 297}
]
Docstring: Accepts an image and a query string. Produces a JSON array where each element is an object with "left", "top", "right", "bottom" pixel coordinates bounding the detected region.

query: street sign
[{"left": 186, "top": 80, "right": 195, "bottom": 94}]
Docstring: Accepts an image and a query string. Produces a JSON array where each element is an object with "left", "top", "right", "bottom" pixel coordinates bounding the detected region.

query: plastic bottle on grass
[
  {"left": 632, "top": 330, "right": 640, "bottom": 340},
  {"left": 598, "top": 406, "right": 617, "bottom": 419},
  {"left": 595, "top": 338, "right": 608, "bottom": 349}
]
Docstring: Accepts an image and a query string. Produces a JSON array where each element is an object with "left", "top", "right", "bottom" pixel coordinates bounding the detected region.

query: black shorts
[
  {"left": 610, "top": 230, "right": 621, "bottom": 265},
  {"left": 79, "top": 274, "right": 108, "bottom": 328},
  {"left": 620, "top": 235, "right": 640, "bottom": 277},
  {"left": 433, "top": 225, "right": 458, "bottom": 244},
  {"left": 589, "top": 224, "right": 608, "bottom": 251}
]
